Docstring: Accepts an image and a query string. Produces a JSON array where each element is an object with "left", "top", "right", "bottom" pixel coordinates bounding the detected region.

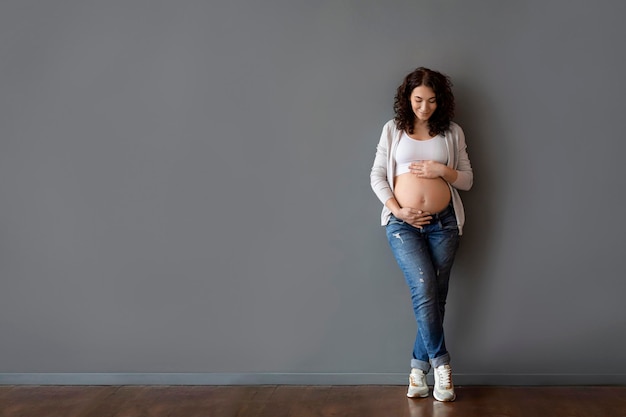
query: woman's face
[{"left": 410, "top": 85, "right": 437, "bottom": 122}]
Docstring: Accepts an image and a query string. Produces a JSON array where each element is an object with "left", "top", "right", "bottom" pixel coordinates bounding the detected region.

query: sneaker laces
[
  {"left": 436, "top": 366, "right": 452, "bottom": 389},
  {"left": 410, "top": 370, "right": 424, "bottom": 386}
]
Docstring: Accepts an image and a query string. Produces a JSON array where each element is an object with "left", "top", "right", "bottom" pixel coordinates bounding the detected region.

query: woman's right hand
[{"left": 394, "top": 207, "right": 432, "bottom": 229}]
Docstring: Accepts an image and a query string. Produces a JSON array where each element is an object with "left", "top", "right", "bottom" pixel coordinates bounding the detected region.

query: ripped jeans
[{"left": 385, "top": 204, "right": 460, "bottom": 373}]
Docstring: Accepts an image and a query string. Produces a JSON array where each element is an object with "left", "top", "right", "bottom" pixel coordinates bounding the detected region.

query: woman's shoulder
[
  {"left": 446, "top": 121, "right": 465, "bottom": 140},
  {"left": 448, "top": 121, "right": 463, "bottom": 133},
  {"left": 383, "top": 118, "right": 397, "bottom": 131},
  {"left": 378, "top": 119, "right": 400, "bottom": 140}
]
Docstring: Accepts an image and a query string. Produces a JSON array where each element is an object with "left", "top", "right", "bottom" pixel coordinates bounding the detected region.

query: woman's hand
[
  {"left": 394, "top": 207, "right": 432, "bottom": 229},
  {"left": 409, "top": 160, "right": 459, "bottom": 183},
  {"left": 409, "top": 160, "right": 445, "bottom": 179}
]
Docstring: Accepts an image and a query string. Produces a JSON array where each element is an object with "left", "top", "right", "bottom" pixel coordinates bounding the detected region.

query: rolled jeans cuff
[{"left": 411, "top": 353, "right": 450, "bottom": 373}]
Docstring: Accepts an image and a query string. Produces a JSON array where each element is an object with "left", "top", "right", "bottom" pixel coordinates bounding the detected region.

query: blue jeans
[{"left": 385, "top": 204, "right": 460, "bottom": 373}]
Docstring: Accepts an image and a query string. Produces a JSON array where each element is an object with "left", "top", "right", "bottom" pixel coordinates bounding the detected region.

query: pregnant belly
[{"left": 393, "top": 173, "right": 451, "bottom": 213}]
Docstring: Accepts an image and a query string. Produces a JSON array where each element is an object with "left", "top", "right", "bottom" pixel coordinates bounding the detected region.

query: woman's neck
[{"left": 413, "top": 120, "right": 430, "bottom": 134}]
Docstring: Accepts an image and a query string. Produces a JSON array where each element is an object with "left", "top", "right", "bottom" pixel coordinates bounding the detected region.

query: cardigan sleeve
[
  {"left": 450, "top": 124, "right": 473, "bottom": 191},
  {"left": 370, "top": 121, "right": 395, "bottom": 204}
]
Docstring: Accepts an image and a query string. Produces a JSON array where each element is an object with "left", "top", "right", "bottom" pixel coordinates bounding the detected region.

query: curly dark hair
[{"left": 393, "top": 67, "right": 455, "bottom": 137}]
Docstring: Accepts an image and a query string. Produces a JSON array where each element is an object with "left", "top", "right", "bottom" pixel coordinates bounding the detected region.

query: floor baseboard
[{"left": 1, "top": 372, "right": 625, "bottom": 386}]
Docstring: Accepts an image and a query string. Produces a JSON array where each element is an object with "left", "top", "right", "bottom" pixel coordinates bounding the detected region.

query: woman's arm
[
  {"left": 450, "top": 125, "right": 473, "bottom": 191},
  {"left": 370, "top": 122, "right": 394, "bottom": 204}
]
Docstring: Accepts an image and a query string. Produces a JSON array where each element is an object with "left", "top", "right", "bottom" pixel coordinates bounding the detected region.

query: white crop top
[{"left": 395, "top": 132, "right": 448, "bottom": 176}]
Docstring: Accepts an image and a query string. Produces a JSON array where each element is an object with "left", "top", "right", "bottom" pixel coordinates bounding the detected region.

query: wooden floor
[{"left": 0, "top": 385, "right": 625, "bottom": 417}]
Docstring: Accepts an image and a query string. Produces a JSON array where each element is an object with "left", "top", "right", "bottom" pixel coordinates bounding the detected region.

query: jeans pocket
[
  {"left": 440, "top": 211, "right": 458, "bottom": 231},
  {"left": 387, "top": 215, "right": 405, "bottom": 226}
]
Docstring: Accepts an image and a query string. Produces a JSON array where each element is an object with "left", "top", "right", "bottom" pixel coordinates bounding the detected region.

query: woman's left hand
[{"left": 409, "top": 160, "right": 444, "bottom": 179}]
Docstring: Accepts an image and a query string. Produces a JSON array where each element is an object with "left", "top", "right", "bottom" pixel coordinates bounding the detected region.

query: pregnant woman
[{"left": 370, "top": 67, "right": 473, "bottom": 402}]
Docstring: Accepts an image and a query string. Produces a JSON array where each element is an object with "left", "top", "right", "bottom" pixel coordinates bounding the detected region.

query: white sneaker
[
  {"left": 433, "top": 364, "right": 456, "bottom": 402},
  {"left": 407, "top": 368, "right": 429, "bottom": 398}
]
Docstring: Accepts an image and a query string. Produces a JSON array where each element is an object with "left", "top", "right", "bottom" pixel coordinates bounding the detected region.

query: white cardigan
[{"left": 370, "top": 119, "right": 473, "bottom": 234}]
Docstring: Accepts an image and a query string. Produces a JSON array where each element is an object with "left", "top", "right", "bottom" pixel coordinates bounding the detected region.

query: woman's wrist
[
  {"left": 385, "top": 197, "right": 402, "bottom": 217},
  {"left": 441, "top": 165, "right": 458, "bottom": 183}
]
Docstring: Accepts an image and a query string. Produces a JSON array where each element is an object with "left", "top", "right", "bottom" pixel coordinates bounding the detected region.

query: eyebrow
[{"left": 414, "top": 95, "right": 436, "bottom": 100}]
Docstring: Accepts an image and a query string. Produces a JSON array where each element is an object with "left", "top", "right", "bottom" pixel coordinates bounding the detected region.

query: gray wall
[{"left": 1, "top": 0, "right": 625, "bottom": 385}]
